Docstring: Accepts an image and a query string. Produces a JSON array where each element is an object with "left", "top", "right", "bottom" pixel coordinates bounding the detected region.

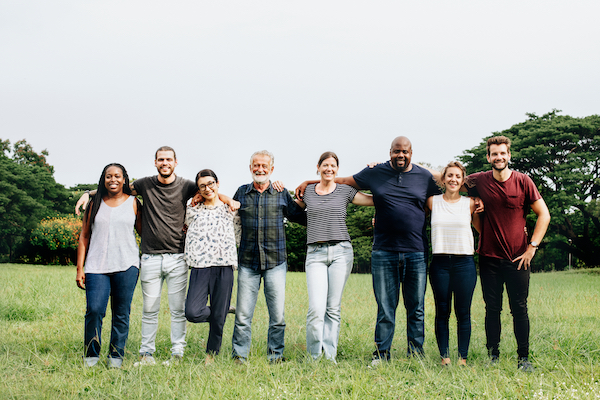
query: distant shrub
[{"left": 29, "top": 216, "right": 82, "bottom": 265}]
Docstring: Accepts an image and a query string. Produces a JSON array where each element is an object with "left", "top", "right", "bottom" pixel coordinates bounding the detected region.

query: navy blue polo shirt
[{"left": 353, "top": 162, "right": 440, "bottom": 252}]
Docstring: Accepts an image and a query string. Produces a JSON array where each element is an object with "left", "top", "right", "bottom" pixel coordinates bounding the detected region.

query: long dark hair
[{"left": 84, "top": 163, "right": 132, "bottom": 230}]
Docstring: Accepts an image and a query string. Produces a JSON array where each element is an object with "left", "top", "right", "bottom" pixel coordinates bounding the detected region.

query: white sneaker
[
  {"left": 107, "top": 357, "right": 123, "bottom": 368},
  {"left": 134, "top": 353, "right": 156, "bottom": 367},
  {"left": 84, "top": 357, "right": 99, "bottom": 367},
  {"left": 162, "top": 354, "right": 183, "bottom": 366}
]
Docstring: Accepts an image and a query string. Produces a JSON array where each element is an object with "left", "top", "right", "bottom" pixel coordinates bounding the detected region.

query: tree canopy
[
  {"left": 0, "top": 139, "right": 73, "bottom": 261},
  {"left": 459, "top": 110, "right": 600, "bottom": 269}
]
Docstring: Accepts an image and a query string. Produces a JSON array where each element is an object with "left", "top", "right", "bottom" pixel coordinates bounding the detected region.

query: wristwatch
[{"left": 530, "top": 241, "right": 539, "bottom": 248}]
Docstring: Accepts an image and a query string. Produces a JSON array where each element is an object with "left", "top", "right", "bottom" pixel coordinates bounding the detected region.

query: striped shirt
[
  {"left": 234, "top": 182, "right": 305, "bottom": 271},
  {"left": 430, "top": 195, "right": 474, "bottom": 255},
  {"left": 303, "top": 183, "right": 358, "bottom": 244}
]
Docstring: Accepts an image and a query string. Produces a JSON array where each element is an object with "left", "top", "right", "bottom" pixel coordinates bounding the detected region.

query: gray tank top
[{"left": 85, "top": 196, "right": 140, "bottom": 274}]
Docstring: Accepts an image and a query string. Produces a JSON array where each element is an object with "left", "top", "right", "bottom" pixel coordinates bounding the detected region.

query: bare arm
[
  {"left": 352, "top": 191, "right": 374, "bottom": 207},
  {"left": 295, "top": 176, "right": 360, "bottom": 200},
  {"left": 512, "top": 198, "right": 551, "bottom": 270},
  {"left": 76, "top": 206, "right": 92, "bottom": 290},
  {"left": 470, "top": 198, "right": 481, "bottom": 234},
  {"left": 219, "top": 193, "right": 240, "bottom": 211},
  {"left": 294, "top": 198, "right": 306, "bottom": 209}
]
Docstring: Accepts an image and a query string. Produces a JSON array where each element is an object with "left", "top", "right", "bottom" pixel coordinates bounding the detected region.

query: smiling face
[
  {"left": 250, "top": 154, "right": 274, "bottom": 184},
  {"left": 389, "top": 137, "right": 413, "bottom": 172},
  {"left": 318, "top": 156, "right": 338, "bottom": 183},
  {"left": 154, "top": 150, "right": 178, "bottom": 179},
  {"left": 104, "top": 166, "right": 125, "bottom": 195},
  {"left": 197, "top": 175, "right": 219, "bottom": 200},
  {"left": 441, "top": 166, "right": 464, "bottom": 194},
  {"left": 487, "top": 143, "right": 511, "bottom": 172}
]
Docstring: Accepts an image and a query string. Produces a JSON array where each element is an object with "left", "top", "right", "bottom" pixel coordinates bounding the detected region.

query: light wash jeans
[
  {"left": 371, "top": 250, "right": 427, "bottom": 357},
  {"left": 232, "top": 262, "right": 287, "bottom": 361},
  {"left": 305, "top": 241, "right": 353, "bottom": 361},
  {"left": 139, "top": 253, "right": 188, "bottom": 357}
]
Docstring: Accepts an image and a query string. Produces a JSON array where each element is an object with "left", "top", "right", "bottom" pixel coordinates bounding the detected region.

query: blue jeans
[
  {"left": 429, "top": 255, "right": 476, "bottom": 359},
  {"left": 232, "top": 262, "right": 287, "bottom": 361},
  {"left": 84, "top": 266, "right": 139, "bottom": 359},
  {"left": 371, "top": 250, "right": 427, "bottom": 357},
  {"left": 305, "top": 241, "right": 354, "bottom": 361}
]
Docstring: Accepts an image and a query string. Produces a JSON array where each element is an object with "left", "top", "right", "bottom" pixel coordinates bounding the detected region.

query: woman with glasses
[{"left": 184, "top": 169, "right": 240, "bottom": 364}]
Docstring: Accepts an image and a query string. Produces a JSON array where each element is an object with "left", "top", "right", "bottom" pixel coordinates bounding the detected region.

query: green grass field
[{"left": 1, "top": 264, "right": 599, "bottom": 399}]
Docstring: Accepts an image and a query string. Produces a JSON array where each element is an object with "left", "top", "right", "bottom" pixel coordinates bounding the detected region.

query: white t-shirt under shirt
[
  {"left": 430, "top": 195, "right": 474, "bottom": 255},
  {"left": 303, "top": 183, "right": 358, "bottom": 245}
]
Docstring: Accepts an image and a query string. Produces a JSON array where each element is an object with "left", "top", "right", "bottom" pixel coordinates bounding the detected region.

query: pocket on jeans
[{"left": 339, "top": 241, "right": 353, "bottom": 250}]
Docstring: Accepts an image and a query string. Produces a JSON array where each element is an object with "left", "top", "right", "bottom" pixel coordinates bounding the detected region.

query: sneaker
[
  {"left": 133, "top": 353, "right": 156, "bottom": 367},
  {"left": 84, "top": 357, "right": 99, "bottom": 367},
  {"left": 162, "top": 354, "right": 183, "bottom": 366},
  {"left": 518, "top": 357, "right": 535, "bottom": 373},
  {"left": 107, "top": 357, "right": 123, "bottom": 368},
  {"left": 233, "top": 356, "right": 246, "bottom": 365},
  {"left": 228, "top": 306, "right": 236, "bottom": 314},
  {"left": 269, "top": 356, "right": 286, "bottom": 364},
  {"left": 487, "top": 355, "right": 500, "bottom": 367},
  {"left": 369, "top": 352, "right": 389, "bottom": 368}
]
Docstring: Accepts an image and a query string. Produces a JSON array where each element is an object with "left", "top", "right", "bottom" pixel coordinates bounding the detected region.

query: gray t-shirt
[{"left": 133, "top": 175, "right": 198, "bottom": 254}]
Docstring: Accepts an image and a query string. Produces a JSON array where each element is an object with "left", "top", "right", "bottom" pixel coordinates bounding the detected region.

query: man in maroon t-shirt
[{"left": 467, "top": 136, "right": 550, "bottom": 373}]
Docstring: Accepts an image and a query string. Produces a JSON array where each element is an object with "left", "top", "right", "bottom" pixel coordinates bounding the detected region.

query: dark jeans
[
  {"left": 479, "top": 255, "right": 530, "bottom": 358},
  {"left": 429, "top": 255, "right": 476, "bottom": 359},
  {"left": 84, "top": 266, "right": 139, "bottom": 359},
  {"left": 371, "top": 250, "right": 427, "bottom": 358},
  {"left": 185, "top": 267, "right": 234, "bottom": 355}
]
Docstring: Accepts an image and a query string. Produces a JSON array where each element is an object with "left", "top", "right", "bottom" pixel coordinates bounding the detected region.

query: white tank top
[
  {"left": 430, "top": 195, "right": 474, "bottom": 255},
  {"left": 85, "top": 196, "right": 140, "bottom": 274}
]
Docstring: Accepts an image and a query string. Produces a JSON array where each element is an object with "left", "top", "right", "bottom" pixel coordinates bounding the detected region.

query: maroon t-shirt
[{"left": 467, "top": 170, "right": 542, "bottom": 261}]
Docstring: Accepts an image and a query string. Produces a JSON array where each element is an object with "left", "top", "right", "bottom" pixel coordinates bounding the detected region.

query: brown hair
[
  {"left": 155, "top": 146, "right": 177, "bottom": 160},
  {"left": 436, "top": 161, "right": 466, "bottom": 188},
  {"left": 486, "top": 136, "right": 511, "bottom": 155},
  {"left": 318, "top": 151, "right": 339, "bottom": 167}
]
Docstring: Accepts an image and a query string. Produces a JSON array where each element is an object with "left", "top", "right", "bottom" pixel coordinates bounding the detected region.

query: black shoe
[
  {"left": 518, "top": 357, "right": 535, "bottom": 373},
  {"left": 487, "top": 355, "right": 500, "bottom": 367},
  {"left": 228, "top": 306, "right": 236, "bottom": 314},
  {"left": 269, "top": 357, "right": 286, "bottom": 364}
]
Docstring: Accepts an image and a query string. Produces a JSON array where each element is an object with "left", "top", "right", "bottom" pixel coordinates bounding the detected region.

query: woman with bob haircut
[
  {"left": 184, "top": 169, "right": 240, "bottom": 365},
  {"left": 76, "top": 163, "right": 142, "bottom": 368},
  {"left": 295, "top": 151, "right": 374, "bottom": 363},
  {"left": 426, "top": 160, "right": 480, "bottom": 367}
]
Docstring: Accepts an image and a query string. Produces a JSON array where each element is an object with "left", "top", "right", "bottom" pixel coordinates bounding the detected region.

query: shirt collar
[{"left": 245, "top": 181, "right": 273, "bottom": 194}]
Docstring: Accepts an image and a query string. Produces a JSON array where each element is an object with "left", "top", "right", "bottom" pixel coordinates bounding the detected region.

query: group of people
[{"left": 75, "top": 135, "right": 550, "bottom": 372}]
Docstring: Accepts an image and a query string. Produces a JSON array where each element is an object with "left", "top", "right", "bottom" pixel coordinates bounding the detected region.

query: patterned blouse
[{"left": 184, "top": 203, "right": 241, "bottom": 269}]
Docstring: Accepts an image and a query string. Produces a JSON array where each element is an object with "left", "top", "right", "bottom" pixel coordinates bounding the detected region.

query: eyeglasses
[{"left": 199, "top": 181, "right": 217, "bottom": 191}]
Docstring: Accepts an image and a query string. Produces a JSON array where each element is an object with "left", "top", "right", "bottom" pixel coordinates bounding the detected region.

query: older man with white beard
[{"left": 231, "top": 150, "right": 305, "bottom": 364}]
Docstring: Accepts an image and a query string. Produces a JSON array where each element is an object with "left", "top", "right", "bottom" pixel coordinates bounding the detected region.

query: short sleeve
[{"left": 353, "top": 166, "right": 374, "bottom": 190}]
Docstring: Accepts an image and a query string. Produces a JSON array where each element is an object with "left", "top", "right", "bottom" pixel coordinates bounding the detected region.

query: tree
[
  {"left": 459, "top": 110, "right": 600, "bottom": 269},
  {"left": 0, "top": 139, "right": 73, "bottom": 262}
]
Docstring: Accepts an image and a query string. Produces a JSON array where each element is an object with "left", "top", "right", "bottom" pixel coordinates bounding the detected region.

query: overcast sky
[{"left": 1, "top": 1, "right": 599, "bottom": 196}]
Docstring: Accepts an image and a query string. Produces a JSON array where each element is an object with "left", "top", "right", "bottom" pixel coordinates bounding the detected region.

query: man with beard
[
  {"left": 231, "top": 150, "right": 305, "bottom": 364},
  {"left": 76, "top": 146, "right": 236, "bottom": 366},
  {"left": 296, "top": 136, "right": 441, "bottom": 365},
  {"left": 466, "top": 136, "right": 550, "bottom": 372}
]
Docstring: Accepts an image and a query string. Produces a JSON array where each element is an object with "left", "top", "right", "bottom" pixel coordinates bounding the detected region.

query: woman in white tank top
[
  {"left": 76, "top": 163, "right": 142, "bottom": 368},
  {"left": 426, "top": 161, "right": 480, "bottom": 367}
]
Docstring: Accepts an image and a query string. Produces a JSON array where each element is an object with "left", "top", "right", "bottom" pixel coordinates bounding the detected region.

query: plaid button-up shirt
[{"left": 233, "top": 182, "right": 305, "bottom": 271}]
